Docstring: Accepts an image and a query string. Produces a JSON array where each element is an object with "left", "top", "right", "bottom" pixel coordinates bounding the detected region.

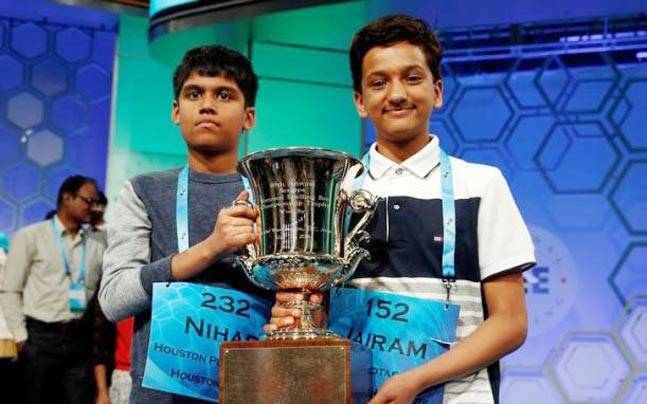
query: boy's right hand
[
  {"left": 171, "top": 191, "right": 259, "bottom": 281},
  {"left": 209, "top": 191, "right": 259, "bottom": 256},
  {"left": 263, "top": 291, "right": 324, "bottom": 334}
]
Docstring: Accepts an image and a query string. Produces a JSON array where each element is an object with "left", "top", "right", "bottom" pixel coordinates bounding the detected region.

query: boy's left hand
[{"left": 368, "top": 370, "right": 424, "bottom": 404}]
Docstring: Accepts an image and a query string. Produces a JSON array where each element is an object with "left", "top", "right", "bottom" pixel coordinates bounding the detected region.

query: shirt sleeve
[
  {"left": 99, "top": 180, "right": 173, "bottom": 322},
  {"left": 0, "top": 229, "right": 33, "bottom": 342},
  {"left": 477, "top": 168, "right": 536, "bottom": 280}
]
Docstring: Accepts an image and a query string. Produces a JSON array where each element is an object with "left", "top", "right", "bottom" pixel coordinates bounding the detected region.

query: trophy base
[{"left": 220, "top": 339, "right": 351, "bottom": 404}]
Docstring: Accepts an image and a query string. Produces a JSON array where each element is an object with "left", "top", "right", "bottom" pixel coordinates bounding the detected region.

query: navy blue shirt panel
[{"left": 354, "top": 196, "right": 482, "bottom": 282}]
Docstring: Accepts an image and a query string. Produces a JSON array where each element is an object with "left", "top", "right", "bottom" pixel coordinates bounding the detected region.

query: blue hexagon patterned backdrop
[
  {"left": 0, "top": 3, "right": 646, "bottom": 402},
  {"left": 363, "top": 37, "right": 647, "bottom": 403},
  {"left": 0, "top": 12, "right": 116, "bottom": 234}
]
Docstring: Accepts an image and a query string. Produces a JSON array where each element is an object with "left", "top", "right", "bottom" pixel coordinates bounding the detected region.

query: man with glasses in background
[{"left": 0, "top": 175, "right": 107, "bottom": 404}]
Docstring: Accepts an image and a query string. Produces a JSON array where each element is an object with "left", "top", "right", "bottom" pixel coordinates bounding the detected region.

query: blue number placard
[
  {"left": 329, "top": 288, "right": 460, "bottom": 403},
  {"left": 143, "top": 282, "right": 272, "bottom": 401}
]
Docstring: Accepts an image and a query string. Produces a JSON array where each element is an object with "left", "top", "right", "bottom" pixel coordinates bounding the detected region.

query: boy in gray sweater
[{"left": 99, "top": 45, "right": 270, "bottom": 403}]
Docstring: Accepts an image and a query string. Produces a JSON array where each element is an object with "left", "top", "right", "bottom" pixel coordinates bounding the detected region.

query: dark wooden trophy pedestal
[{"left": 220, "top": 339, "right": 351, "bottom": 404}]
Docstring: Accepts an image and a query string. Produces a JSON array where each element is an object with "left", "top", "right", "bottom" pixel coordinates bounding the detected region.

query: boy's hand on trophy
[
  {"left": 211, "top": 191, "right": 258, "bottom": 255},
  {"left": 263, "top": 292, "right": 324, "bottom": 333}
]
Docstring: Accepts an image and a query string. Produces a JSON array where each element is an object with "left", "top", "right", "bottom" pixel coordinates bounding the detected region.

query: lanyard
[
  {"left": 176, "top": 166, "right": 253, "bottom": 253},
  {"left": 351, "top": 147, "right": 456, "bottom": 285},
  {"left": 50, "top": 218, "right": 87, "bottom": 286}
]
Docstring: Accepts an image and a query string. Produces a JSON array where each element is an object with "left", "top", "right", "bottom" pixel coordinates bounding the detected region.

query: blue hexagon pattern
[
  {"left": 6, "top": 92, "right": 44, "bottom": 129},
  {"left": 0, "top": 123, "right": 21, "bottom": 166},
  {"left": 610, "top": 243, "right": 647, "bottom": 305},
  {"left": 0, "top": 196, "right": 16, "bottom": 232},
  {"left": 506, "top": 66, "right": 546, "bottom": 109},
  {"left": 51, "top": 95, "right": 87, "bottom": 133},
  {"left": 21, "top": 198, "right": 55, "bottom": 227},
  {"left": 0, "top": 55, "right": 23, "bottom": 91},
  {"left": 617, "top": 80, "right": 647, "bottom": 151},
  {"left": 451, "top": 87, "right": 513, "bottom": 142},
  {"left": 537, "top": 57, "right": 571, "bottom": 107},
  {"left": 0, "top": 13, "right": 115, "bottom": 236},
  {"left": 620, "top": 295, "right": 647, "bottom": 366},
  {"left": 55, "top": 27, "right": 91, "bottom": 63},
  {"left": 26, "top": 130, "right": 64, "bottom": 167},
  {"left": 43, "top": 165, "right": 77, "bottom": 202},
  {"left": 76, "top": 64, "right": 111, "bottom": 101},
  {"left": 32, "top": 60, "right": 67, "bottom": 96},
  {"left": 505, "top": 115, "right": 556, "bottom": 171},
  {"left": 460, "top": 147, "right": 514, "bottom": 180},
  {"left": 622, "top": 374, "right": 647, "bottom": 404},
  {"left": 1, "top": 161, "right": 41, "bottom": 201},
  {"left": 500, "top": 367, "right": 563, "bottom": 404},
  {"left": 548, "top": 333, "right": 630, "bottom": 403},
  {"left": 611, "top": 161, "right": 647, "bottom": 234},
  {"left": 536, "top": 123, "right": 618, "bottom": 193},
  {"left": 10, "top": 22, "right": 47, "bottom": 58},
  {"left": 563, "top": 79, "right": 614, "bottom": 113}
]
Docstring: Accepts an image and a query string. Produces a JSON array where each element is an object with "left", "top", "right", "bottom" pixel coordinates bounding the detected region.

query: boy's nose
[{"left": 387, "top": 80, "right": 407, "bottom": 103}]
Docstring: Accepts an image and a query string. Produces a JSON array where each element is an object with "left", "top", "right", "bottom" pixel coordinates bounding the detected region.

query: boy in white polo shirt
[{"left": 267, "top": 14, "right": 535, "bottom": 404}]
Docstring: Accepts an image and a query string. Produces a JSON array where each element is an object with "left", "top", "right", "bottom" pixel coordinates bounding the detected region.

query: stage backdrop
[
  {"left": 0, "top": 1, "right": 117, "bottom": 234},
  {"left": 0, "top": 1, "right": 645, "bottom": 403}
]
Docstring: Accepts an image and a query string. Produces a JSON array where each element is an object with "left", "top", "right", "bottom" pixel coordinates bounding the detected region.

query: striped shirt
[{"left": 349, "top": 136, "right": 535, "bottom": 403}]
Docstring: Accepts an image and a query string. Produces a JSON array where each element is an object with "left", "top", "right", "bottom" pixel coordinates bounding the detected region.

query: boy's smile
[{"left": 354, "top": 41, "right": 443, "bottom": 150}]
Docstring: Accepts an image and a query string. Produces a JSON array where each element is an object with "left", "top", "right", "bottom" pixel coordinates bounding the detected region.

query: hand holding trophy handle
[{"left": 231, "top": 197, "right": 258, "bottom": 278}]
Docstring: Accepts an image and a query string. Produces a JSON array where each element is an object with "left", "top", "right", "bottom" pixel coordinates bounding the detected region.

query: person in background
[
  {"left": 90, "top": 192, "right": 108, "bottom": 232},
  {"left": 0, "top": 175, "right": 107, "bottom": 404},
  {"left": 109, "top": 317, "right": 134, "bottom": 404},
  {"left": 91, "top": 299, "right": 134, "bottom": 404},
  {"left": 0, "top": 233, "right": 20, "bottom": 403}
]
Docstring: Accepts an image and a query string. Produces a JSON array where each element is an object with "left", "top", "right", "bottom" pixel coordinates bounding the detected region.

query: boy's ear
[
  {"left": 242, "top": 106, "right": 256, "bottom": 131},
  {"left": 433, "top": 79, "right": 444, "bottom": 109},
  {"left": 353, "top": 91, "right": 368, "bottom": 118},
  {"left": 171, "top": 100, "right": 180, "bottom": 125}
]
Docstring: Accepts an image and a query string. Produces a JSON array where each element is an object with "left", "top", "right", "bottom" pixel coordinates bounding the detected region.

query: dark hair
[
  {"left": 173, "top": 45, "right": 258, "bottom": 107},
  {"left": 56, "top": 175, "right": 97, "bottom": 209},
  {"left": 97, "top": 190, "right": 107, "bottom": 207},
  {"left": 350, "top": 14, "right": 443, "bottom": 92}
]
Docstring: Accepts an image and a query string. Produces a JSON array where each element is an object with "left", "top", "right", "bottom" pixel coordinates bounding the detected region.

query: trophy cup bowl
[{"left": 236, "top": 147, "right": 379, "bottom": 340}]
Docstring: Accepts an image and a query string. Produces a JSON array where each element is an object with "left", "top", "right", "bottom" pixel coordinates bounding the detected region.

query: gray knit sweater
[{"left": 99, "top": 167, "right": 271, "bottom": 403}]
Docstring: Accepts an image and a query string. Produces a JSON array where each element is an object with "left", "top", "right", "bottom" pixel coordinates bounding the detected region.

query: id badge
[
  {"left": 69, "top": 283, "right": 87, "bottom": 312},
  {"left": 142, "top": 282, "right": 272, "bottom": 402},
  {"left": 329, "top": 288, "right": 460, "bottom": 403}
]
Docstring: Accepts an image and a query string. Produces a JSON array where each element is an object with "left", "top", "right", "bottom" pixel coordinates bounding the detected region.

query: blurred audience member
[
  {"left": 90, "top": 192, "right": 108, "bottom": 232},
  {"left": 0, "top": 175, "right": 107, "bottom": 404},
  {"left": 92, "top": 305, "right": 134, "bottom": 404},
  {"left": 0, "top": 237, "right": 20, "bottom": 403}
]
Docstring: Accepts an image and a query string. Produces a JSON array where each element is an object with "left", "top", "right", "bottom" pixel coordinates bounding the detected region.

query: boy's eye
[
  {"left": 217, "top": 91, "right": 232, "bottom": 101},
  {"left": 188, "top": 90, "right": 201, "bottom": 99},
  {"left": 369, "top": 79, "right": 387, "bottom": 89}
]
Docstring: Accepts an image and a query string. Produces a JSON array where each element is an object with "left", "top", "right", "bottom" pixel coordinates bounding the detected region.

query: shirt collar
[
  {"left": 53, "top": 214, "right": 86, "bottom": 238},
  {"left": 367, "top": 135, "right": 440, "bottom": 179}
]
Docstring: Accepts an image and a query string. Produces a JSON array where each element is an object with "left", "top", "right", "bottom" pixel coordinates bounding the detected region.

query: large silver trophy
[{"left": 236, "top": 147, "right": 379, "bottom": 340}]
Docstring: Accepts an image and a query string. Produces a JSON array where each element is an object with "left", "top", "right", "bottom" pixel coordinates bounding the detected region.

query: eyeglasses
[{"left": 76, "top": 194, "right": 98, "bottom": 206}]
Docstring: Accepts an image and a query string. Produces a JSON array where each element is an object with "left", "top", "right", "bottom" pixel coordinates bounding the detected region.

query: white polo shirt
[{"left": 349, "top": 135, "right": 536, "bottom": 403}]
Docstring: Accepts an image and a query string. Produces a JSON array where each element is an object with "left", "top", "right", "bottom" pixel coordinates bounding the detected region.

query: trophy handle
[
  {"left": 334, "top": 189, "right": 380, "bottom": 286},
  {"left": 345, "top": 189, "right": 379, "bottom": 253},
  {"left": 232, "top": 199, "right": 259, "bottom": 273}
]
